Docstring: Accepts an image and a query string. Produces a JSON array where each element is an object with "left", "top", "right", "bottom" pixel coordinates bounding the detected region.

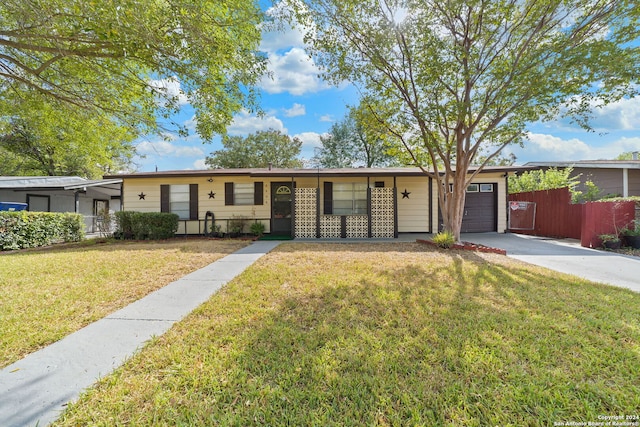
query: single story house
[
  {"left": 0, "top": 176, "right": 123, "bottom": 233},
  {"left": 106, "top": 166, "right": 527, "bottom": 238},
  {"left": 524, "top": 160, "right": 640, "bottom": 198}
]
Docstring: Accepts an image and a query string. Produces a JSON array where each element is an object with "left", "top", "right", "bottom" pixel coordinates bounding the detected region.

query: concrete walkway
[
  {"left": 0, "top": 241, "right": 281, "bottom": 427},
  {"left": 462, "top": 233, "right": 640, "bottom": 293}
]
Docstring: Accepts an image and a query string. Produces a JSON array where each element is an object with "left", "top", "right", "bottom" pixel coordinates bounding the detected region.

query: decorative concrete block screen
[
  {"left": 294, "top": 188, "right": 317, "bottom": 238},
  {"left": 371, "top": 187, "right": 395, "bottom": 238},
  {"left": 295, "top": 186, "right": 395, "bottom": 239},
  {"left": 320, "top": 215, "right": 341, "bottom": 238},
  {"left": 346, "top": 215, "right": 369, "bottom": 238}
]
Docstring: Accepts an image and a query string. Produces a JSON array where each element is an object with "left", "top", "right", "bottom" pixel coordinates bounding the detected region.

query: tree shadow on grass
[{"left": 56, "top": 242, "right": 640, "bottom": 426}]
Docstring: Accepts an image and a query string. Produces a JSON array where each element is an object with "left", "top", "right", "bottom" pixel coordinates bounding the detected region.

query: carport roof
[{"left": 0, "top": 176, "right": 122, "bottom": 190}]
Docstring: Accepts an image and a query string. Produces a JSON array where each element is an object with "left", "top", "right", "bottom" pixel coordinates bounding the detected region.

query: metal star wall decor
[
  {"left": 208, "top": 191, "right": 216, "bottom": 199},
  {"left": 401, "top": 189, "right": 411, "bottom": 199},
  {"left": 138, "top": 192, "right": 146, "bottom": 200}
]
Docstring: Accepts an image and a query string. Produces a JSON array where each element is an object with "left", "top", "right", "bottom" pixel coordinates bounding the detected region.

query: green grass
[
  {"left": 0, "top": 239, "right": 249, "bottom": 368},
  {"left": 52, "top": 242, "right": 640, "bottom": 426}
]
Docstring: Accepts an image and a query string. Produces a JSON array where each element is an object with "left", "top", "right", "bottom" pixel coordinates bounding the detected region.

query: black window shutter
[
  {"left": 225, "top": 182, "right": 234, "bottom": 205},
  {"left": 254, "top": 182, "right": 264, "bottom": 205},
  {"left": 324, "top": 182, "right": 333, "bottom": 214},
  {"left": 160, "top": 185, "right": 170, "bottom": 212},
  {"left": 189, "top": 184, "right": 198, "bottom": 220}
]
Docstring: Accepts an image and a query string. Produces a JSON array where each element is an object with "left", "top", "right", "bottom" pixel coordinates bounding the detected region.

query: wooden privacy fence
[
  {"left": 509, "top": 187, "right": 582, "bottom": 239},
  {"left": 581, "top": 201, "right": 635, "bottom": 248},
  {"left": 508, "top": 187, "right": 636, "bottom": 247}
]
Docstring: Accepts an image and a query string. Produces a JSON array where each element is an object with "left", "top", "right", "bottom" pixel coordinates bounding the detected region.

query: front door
[{"left": 271, "top": 182, "right": 293, "bottom": 236}]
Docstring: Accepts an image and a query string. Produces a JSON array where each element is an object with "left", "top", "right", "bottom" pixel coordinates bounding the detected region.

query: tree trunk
[{"left": 437, "top": 168, "right": 469, "bottom": 243}]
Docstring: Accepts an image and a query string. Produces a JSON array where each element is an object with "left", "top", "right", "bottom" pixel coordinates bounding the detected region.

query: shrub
[
  {"left": 432, "top": 230, "right": 455, "bottom": 249},
  {"left": 250, "top": 221, "right": 265, "bottom": 237},
  {"left": 115, "top": 211, "right": 179, "bottom": 240},
  {"left": 228, "top": 215, "right": 248, "bottom": 235},
  {"left": 621, "top": 220, "right": 640, "bottom": 237},
  {"left": 0, "top": 211, "right": 85, "bottom": 251}
]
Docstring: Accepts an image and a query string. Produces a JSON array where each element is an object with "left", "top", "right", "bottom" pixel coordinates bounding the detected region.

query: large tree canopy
[
  {"left": 313, "top": 102, "right": 401, "bottom": 168},
  {"left": 287, "top": 0, "right": 640, "bottom": 241},
  {"left": 0, "top": 92, "right": 135, "bottom": 178},
  {"left": 0, "top": 0, "right": 265, "bottom": 140},
  {"left": 206, "top": 130, "right": 303, "bottom": 168}
]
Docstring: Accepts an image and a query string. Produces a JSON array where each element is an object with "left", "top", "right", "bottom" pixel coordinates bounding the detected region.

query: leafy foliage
[
  {"left": 509, "top": 168, "right": 580, "bottom": 194},
  {"left": 0, "top": 0, "right": 266, "bottom": 141},
  {"left": 0, "top": 211, "right": 84, "bottom": 250},
  {"left": 312, "top": 102, "right": 401, "bottom": 168},
  {"left": 0, "top": 93, "right": 135, "bottom": 177},
  {"left": 509, "top": 168, "right": 601, "bottom": 203},
  {"left": 615, "top": 151, "right": 640, "bottom": 160},
  {"left": 114, "top": 211, "right": 178, "bottom": 240},
  {"left": 250, "top": 221, "right": 266, "bottom": 237},
  {"left": 286, "top": 0, "right": 640, "bottom": 240},
  {"left": 431, "top": 230, "right": 455, "bottom": 249},
  {"left": 206, "top": 130, "right": 303, "bottom": 168}
]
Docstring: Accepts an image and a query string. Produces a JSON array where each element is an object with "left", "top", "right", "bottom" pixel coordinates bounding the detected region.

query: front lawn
[
  {"left": 54, "top": 243, "right": 640, "bottom": 426},
  {"left": 0, "top": 239, "right": 249, "bottom": 368}
]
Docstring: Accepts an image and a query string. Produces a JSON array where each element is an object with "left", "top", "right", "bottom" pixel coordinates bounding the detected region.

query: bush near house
[
  {"left": 115, "top": 211, "right": 179, "bottom": 240},
  {"left": 0, "top": 211, "right": 85, "bottom": 251}
]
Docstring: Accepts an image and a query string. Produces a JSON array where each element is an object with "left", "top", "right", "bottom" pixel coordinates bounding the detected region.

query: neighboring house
[
  {"left": 524, "top": 160, "right": 640, "bottom": 198},
  {"left": 106, "top": 166, "right": 527, "bottom": 238},
  {"left": 0, "top": 176, "right": 123, "bottom": 233}
]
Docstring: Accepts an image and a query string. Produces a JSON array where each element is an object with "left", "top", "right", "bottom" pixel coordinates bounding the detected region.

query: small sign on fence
[{"left": 509, "top": 201, "right": 536, "bottom": 230}]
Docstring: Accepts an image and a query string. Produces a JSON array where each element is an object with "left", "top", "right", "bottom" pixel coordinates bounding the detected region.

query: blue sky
[{"left": 133, "top": 13, "right": 640, "bottom": 173}]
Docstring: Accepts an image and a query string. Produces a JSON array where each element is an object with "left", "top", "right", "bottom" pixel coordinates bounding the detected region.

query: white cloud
[
  {"left": 260, "top": 48, "right": 329, "bottom": 96},
  {"left": 261, "top": 1, "right": 312, "bottom": 52},
  {"left": 136, "top": 140, "right": 204, "bottom": 158},
  {"left": 227, "top": 110, "right": 286, "bottom": 135},
  {"left": 548, "top": 95, "right": 640, "bottom": 133},
  {"left": 294, "top": 131, "right": 326, "bottom": 149},
  {"left": 284, "top": 103, "right": 306, "bottom": 117},
  {"left": 193, "top": 159, "right": 208, "bottom": 169},
  {"left": 588, "top": 97, "right": 640, "bottom": 131},
  {"left": 260, "top": 22, "right": 306, "bottom": 53},
  {"left": 524, "top": 133, "right": 591, "bottom": 159},
  {"left": 587, "top": 137, "right": 640, "bottom": 159},
  {"left": 184, "top": 115, "right": 198, "bottom": 131},
  {"left": 319, "top": 114, "right": 334, "bottom": 122},
  {"left": 148, "top": 76, "right": 190, "bottom": 106},
  {"left": 512, "top": 132, "right": 640, "bottom": 162}
]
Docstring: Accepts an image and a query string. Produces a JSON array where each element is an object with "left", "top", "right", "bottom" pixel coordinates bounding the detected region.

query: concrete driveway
[{"left": 462, "top": 233, "right": 640, "bottom": 293}]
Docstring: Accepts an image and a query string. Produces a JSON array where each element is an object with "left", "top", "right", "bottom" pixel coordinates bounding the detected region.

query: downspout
[
  {"left": 393, "top": 176, "right": 398, "bottom": 238},
  {"left": 428, "top": 176, "right": 433, "bottom": 233},
  {"left": 505, "top": 173, "right": 510, "bottom": 233},
  {"left": 367, "top": 176, "right": 372, "bottom": 238},
  {"left": 119, "top": 181, "right": 124, "bottom": 211},
  {"left": 623, "top": 168, "right": 629, "bottom": 198},
  {"left": 291, "top": 175, "right": 295, "bottom": 238},
  {"left": 74, "top": 185, "right": 87, "bottom": 214},
  {"left": 316, "top": 167, "right": 320, "bottom": 239}
]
